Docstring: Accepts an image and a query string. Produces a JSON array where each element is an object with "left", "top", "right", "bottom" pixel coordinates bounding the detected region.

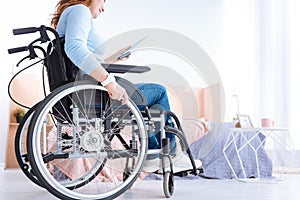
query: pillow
[{"left": 181, "top": 118, "right": 209, "bottom": 145}]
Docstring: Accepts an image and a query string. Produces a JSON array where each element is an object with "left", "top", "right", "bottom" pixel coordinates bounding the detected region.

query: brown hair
[{"left": 51, "top": 0, "right": 92, "bottom": 28}]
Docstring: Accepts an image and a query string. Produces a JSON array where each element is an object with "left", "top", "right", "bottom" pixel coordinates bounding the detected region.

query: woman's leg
[{"left": 136, "top": 83, "right": 176, "bottom": 155}]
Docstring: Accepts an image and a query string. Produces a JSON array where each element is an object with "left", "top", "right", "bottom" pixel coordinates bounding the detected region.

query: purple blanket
[{"left": 190, "top": 121, "right": 273, "bottom": 179}]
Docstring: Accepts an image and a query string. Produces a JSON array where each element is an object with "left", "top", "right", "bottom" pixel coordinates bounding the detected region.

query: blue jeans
[{"left": 135, "top": 83, "right": 176, "bottom": 158}]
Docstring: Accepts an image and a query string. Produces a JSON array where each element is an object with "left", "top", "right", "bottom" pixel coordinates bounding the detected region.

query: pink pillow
[{"left": 181, "top": 118, "right": 209, "bottom": 145}]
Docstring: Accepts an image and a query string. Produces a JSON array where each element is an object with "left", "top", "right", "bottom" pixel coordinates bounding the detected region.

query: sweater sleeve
[{"left": 64, "top": 5, "right": 102, "bottom": 74}]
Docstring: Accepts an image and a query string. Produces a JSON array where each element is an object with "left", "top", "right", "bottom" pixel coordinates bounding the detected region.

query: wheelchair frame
[{"left": 8, "top": 25, "right": 200, "bottom": 200}]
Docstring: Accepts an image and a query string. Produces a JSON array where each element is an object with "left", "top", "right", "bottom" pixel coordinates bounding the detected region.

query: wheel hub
[{"left": 80, "top": 130, "right": 104, "bottom": 152}]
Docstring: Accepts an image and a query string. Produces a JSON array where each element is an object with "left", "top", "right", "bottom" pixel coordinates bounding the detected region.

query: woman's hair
[{"left": 51, "top": 0, "right": 92, "bottom": 28}]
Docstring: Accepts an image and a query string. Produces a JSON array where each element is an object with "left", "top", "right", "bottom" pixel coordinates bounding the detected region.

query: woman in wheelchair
[{"left": 51, "top": 0, "right": 201, "bottom": 174}]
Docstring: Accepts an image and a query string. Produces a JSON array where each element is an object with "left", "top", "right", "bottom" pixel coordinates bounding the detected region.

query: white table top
[{"left": 230, "top": 127, "right": 288, "bottom": 131}]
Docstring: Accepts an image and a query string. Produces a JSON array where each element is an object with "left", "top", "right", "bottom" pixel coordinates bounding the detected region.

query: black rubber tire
[{"left": 14, "top": 104, "right": 43, "bottom": 187}]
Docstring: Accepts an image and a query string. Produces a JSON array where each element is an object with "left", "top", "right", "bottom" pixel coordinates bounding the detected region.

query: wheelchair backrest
[{"left": 45, "top": 37, "right": 79, "bottom": 91}]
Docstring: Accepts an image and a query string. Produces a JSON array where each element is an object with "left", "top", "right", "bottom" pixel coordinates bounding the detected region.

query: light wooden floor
[{"left": 1, "top": 167, "right": 300, "bottom": 200}]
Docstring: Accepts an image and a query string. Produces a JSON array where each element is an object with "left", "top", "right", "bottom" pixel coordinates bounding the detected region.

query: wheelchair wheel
[
  {"left": 163, "top": 171, "right": 174, "bottom": 198},
  {"left": 15, "top": 103, "right": 101, "bottom": 190},
  {"left": 27, "top": 81, "right": 147, "bottom": 200},
  {"left": 14, "top": 104, "right": 43, "bottom": 187}
]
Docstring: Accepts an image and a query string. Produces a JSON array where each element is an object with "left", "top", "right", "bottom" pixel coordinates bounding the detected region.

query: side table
[{"left": 222, "top": 127, "right": 294, "bottom": 181}]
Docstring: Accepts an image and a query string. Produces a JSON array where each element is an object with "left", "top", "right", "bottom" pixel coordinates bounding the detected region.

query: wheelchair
[{"left": 8, "top": 25, "right": 201, "bottom": 200}]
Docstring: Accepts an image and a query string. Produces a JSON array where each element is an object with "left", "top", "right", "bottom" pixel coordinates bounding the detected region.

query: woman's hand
[
  {"left": 105, "top": 82, "right": 128, "bottom": 105},
  {"left": 104, "top": 45, "right": 131, "bottom": 63}
]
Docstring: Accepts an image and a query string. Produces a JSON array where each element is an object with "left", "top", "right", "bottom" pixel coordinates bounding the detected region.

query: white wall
[
  {"left": 1, "top": 0, "right": 257, "bottom": 164},
  {"left": 0, "top": 1, "right": 57, "bottom": 165}
]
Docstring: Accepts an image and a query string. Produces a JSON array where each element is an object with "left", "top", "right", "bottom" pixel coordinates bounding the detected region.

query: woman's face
[{"left": 89, "top": 0, "right": 106, "bottom": 19}]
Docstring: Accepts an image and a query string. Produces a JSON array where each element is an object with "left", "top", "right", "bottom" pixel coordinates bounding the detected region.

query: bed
[
  {"left": 165, "top": 84, "right": 273, "bottom": 179},
  {"left": 189, "top": 121, "right": 273, "bottom": 179}
]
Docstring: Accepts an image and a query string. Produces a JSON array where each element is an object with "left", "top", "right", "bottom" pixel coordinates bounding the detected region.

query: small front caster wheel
[{"left": 163, "top": 171, "right": 174, "bottom": 198}]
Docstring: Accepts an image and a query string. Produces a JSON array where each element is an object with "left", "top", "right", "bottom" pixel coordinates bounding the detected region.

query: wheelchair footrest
[
  {"left": 173, "top": 167, "right": 204, "bottom": 177},
  {"left": 153, "top": 167, "right": 204, "bottom": 177}
]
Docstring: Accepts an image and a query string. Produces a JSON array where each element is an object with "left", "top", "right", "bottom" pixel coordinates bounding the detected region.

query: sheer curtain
[
  {"left": 221, "top": 0, "right": 299, "bottom": 168},
  {"left": 254, "top": 0, "right": 300, "bottom": 151},
  {"left": 288, "top": 0, "right": 300, "bottom": 150},
  {"left": 254, "top": 0, "right": 290, "bottom": 125}
]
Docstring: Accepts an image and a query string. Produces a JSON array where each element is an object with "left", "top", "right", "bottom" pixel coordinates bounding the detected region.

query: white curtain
[
  {"left": 222, "top": 0, "right": 298, "bottom": 169},
  {"left": 254, "top": 0, "right": 300, "bottom": 169},
  {"left": 254, "top": 0, "right": 300, "bottom": 151},
  {"left": 254, "top": 0, "right": 290, "bottom": 124},
  {"left": 288, "top": 0, "right": 300, "bottom": 150}
]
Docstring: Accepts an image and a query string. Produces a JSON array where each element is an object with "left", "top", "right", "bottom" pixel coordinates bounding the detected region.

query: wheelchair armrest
[
  {"left": 116, "top": 76, "right": 148, "bottom": 106},
  {"left": 102, "top": 63, "right": 150, "bottom": 74}
]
